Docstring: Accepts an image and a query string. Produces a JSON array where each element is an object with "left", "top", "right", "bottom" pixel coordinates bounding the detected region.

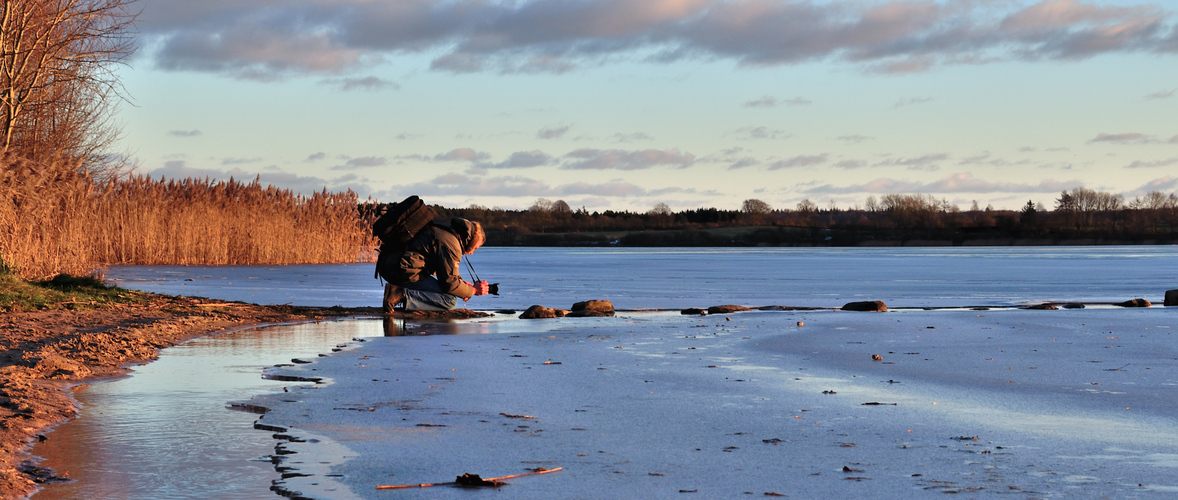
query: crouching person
[{"left": 383, "top": 218, "right": 490, "bottom": 312}]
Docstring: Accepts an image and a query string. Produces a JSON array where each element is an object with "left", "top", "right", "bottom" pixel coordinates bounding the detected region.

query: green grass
[{"left": 0, "top": 267, "right": 149, "bottom": 312}]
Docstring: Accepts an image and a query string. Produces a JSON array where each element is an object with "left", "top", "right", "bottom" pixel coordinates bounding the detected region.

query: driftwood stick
[
  {"left": 375, "top": 466, "right": 562, "bottom": 490},
  {"left": 375, "top": 482, "right": 454, "bottom": 490},
  {"left": 488, "top": 467, "right": 563, "bottom": 481}
]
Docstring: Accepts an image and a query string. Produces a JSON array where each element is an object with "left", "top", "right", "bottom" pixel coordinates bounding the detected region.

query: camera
[{"left": 488, "top": 283, "right": 500, "bottom": 295}]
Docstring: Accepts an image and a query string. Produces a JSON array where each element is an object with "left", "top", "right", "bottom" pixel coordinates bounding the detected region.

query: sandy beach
[{"left": 249, "top": 306, "right": 1178, "bottom": 499}]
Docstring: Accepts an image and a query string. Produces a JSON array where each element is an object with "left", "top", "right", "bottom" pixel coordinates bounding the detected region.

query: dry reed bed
[{"left": 0, "top": 156, "right": 379, "bottom": 280}]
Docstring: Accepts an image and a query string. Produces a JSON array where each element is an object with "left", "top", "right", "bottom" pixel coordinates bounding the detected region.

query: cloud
[
  {"left": 436, "top": 148, "right": 491, "bottom": 162},
  {"left": 1125, "top": 157, "right": 1178, "bottom": 168},
  {"left": 537, "top": 125, "right": 571, "bottom": 139},
  {"left": 874, "top": 153, "right": 950, "bottom": 168},
  {"left": 957, "top": 152, "right": 1030, "bottom": 167},
  {"left": 561, "top": 148, "right": 696, "bottom": 170},
  {"left": 168, "top": 130, "right": 202, "bottom": 137},
  {"left": 835, "top": 159, "right": 866, "bottom": 169},
  {"left": 743, "top": 96, "right": 776, "bottom": 108},
  {"left": 727, "top": 157, "right": 758, "bottom": 170},
  {"left": 1089, "top": 132, "right": 1156, "bottom": 144},
  {"left": 613, "top": 132, "right": 653, "bottom": 143},
  {"left": 802, "top": 172, "right": 1082, "bottom": 195},
  {"left": 140, "top": 0, "right": 1178, "bottom": 79},
  {"left": 305, "top": 152, "right": 326, "bottom": 161},
  {"left": 1137, "top": 176, "right": 1178, "bottom": 191},
  {"left": 394, "top": 173, "right": 654, "bottom": 198},
  {"left": 733, "top": 126, "right": 791, "bottom": 140},
  {"left": 332, "top": 156, "right": 388, "bottom": 170},
  {"left": 767, "top": 153, "right": 829, "bottom": 170},
  {"left": 319, "top": 76, "right": 400, "bottom": 91},
  {"left": 745, "top": 96, "right": 812, "bottom": 108},
  {"left": 837, "top": 135, "right": 873, "bottom": 143},
  {"left": 894, "top": 97, "right": 934, "bottom": 108},
  {"left": 485, "top": 150, "right": 554, "bottom": 169},
  {"left": 222, "top": 157, "right": 262, "bottom": 165},
  {"left": 1146, "top": 88, "right": 1176, "bottom": 100}
]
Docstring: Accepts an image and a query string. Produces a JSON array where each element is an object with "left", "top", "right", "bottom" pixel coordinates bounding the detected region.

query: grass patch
[{"left": 0, "top": 268, "right": 149, "bottom": 312}]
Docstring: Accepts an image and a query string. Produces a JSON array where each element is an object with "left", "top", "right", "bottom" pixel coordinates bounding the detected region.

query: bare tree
[{"left": 0, "top": 0, "right": 136, "bottom": 172}]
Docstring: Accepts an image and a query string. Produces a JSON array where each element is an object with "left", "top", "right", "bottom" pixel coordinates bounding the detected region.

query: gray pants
[{"left": 403, "top": 276, "right": 460, "bottom": 312}]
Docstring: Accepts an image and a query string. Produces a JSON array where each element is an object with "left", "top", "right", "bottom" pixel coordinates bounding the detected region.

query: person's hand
[{"left": 472, "top": 280, "right": 490, "bottom": 296}]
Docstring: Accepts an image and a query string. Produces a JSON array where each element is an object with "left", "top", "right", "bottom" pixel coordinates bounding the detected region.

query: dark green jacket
[{"left": 393, "top": 218, "right": 479, "bottom": 299}]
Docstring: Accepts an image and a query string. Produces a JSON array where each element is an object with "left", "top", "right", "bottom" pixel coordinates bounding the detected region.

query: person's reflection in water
[
  {"left": 382, "top": 316, "right": 405, "bottom": 336},
  {"left": 382, "top": 318, "right": 493, "bottom": 336}
]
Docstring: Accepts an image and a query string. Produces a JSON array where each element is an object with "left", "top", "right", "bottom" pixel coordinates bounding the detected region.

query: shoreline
[{"left": 0, "top": 293, "right": 492, "bottom": 499}]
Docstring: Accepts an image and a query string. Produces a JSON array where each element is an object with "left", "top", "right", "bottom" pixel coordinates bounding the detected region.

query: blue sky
[{"left": 119, "top": 0, "right": 1178, "bottom": 211}]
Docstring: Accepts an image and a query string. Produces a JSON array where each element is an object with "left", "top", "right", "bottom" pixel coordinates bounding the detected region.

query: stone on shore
[
  {"left": 681, "top": 308, "right": 707, "bottom": 315},
  {"left": 708, "top": 305, "right": 751, "bottom": 314},
  {"left": 1026, "top": 303, "right": 1058, "bottom": 310},
  {"left": 1166, "top": 290, "right": 1178, "bottom": 307},
  {"left": 519, "top": 305, "right": 558, "bottom": 319},
  {"left": 842, "top": 301, "right": 887, "bottom": 312},
  {"left": 568, "top": 300, "right": 615, "bottom": 317},
  {"left": 1116, "top": 298, "right": 1151, "bottom": 308}
]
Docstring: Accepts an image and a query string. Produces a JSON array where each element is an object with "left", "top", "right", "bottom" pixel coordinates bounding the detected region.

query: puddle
[{"left": 31, "top": 320, "right": 380, "bottom": 500}]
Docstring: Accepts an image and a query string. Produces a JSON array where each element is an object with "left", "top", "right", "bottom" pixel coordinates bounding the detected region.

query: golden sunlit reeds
[{"left": 0, "top": 155, "right": 378, "bottom": 280}]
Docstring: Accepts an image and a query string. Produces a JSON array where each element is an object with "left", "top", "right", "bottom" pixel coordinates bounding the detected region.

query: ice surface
[{"left": 254, "top": 308, "right": 1178, "bottom": 498}]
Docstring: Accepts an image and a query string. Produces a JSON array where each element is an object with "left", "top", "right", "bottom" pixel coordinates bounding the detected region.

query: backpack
[{"left": 373, "top": 195, "right": 436, "bottom": 281}]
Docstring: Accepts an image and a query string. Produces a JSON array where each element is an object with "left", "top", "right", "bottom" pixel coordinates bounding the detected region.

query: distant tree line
[{"left": 428, "top": 189, "right": 1178, "bottom": 246}]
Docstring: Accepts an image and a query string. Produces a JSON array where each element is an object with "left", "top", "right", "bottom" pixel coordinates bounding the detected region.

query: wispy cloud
[
  {"left": 318, "top": 76, "right": 399, "bottom": 91},
  {"left": 874, "top": 153, "right": 949, "bottom": 169},
  {"left": 1089, "top": 132, "right": 1158, "bottom": 144},
  {"left": 613, "top": 132, "right": 653, "bottom": 143},
  {"left": 305, "top": 152, "right": 326, "bottom": 161},
  {"left": 837, "top": 135, "right": 873, "bottom": 143},
  {"left": 743, "top": 96, "right": 777, "bottom": 108},
  {"left": 767, "top": 153, "right": 829, "bottom": 170},
  {"left": 538, "top": 125, "right": 571, "bottom": 139},
  {"left": 394, "top": 173, "right": 666, "bottom": 198},
  {"left": 802, "top": 172, "right": 1081, "bottom": 195},
  {"left": 1125, "top": 157, "right": 1178, "bottom": 168},
  {"left": 732, "top": 126, "right": 791, "bottom": 140},
  {"left": 1146, "top": 88, "right": 1176, "bottom": 100},
  {"left": 167, "top": 130, "right": 202, "bottom": 137},
  {"left": 484, "top": 150, "right": 554, "bottom": 169},
  {"left": 222, "top": 157, "right": 262, "bottom": 165},
  {"left": 562, "top": 148, "right": 696, "bottom": 170},
  {"left": 727, "top": 157, "right": 759, "bottom": 170},
  {"left": 1138, "top": 176, "right": 1178, "bottom": 191},
  {"left": 743, "top": 96, "right": 813, "bottom": 108},
  {"left": 894, "top": 97, "right": 934, "bottom": 108}
]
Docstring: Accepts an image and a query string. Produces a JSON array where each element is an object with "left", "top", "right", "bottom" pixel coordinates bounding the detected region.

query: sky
[{"left": 117, "top": 0, "right": 1178, "bottom": 212}]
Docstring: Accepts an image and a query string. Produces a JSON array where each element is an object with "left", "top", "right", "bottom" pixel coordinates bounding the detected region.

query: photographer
[{"left": 383, "top": 217, "right": 490, "bottom": 312}]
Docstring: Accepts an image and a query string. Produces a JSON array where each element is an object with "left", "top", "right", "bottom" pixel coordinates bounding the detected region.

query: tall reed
[{"left": 0, "top": 155, "right": 379, "bottom": 280}]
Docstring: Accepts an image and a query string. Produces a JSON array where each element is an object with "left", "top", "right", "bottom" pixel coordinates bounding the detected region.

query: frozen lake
[
  {"left": 103, "top": 246, "right": 1178, "bottom": 310},
  {"left": 32, "top": 246, "right": 1178, "bottom": 499}
]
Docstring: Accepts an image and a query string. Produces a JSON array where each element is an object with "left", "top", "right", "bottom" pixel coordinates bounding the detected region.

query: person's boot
[{"left": 383, "top": 283, "right": 404, "bottom": 314}]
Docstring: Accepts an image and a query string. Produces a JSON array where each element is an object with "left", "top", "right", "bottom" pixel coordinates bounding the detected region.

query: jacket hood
[{"left": 450, "top": 218, "right": 482, "bottom": 253}]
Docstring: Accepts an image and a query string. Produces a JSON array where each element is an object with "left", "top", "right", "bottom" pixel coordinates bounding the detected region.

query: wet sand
[{"left": 252, "top": 308, "right": 1178, "bottom": 498}]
